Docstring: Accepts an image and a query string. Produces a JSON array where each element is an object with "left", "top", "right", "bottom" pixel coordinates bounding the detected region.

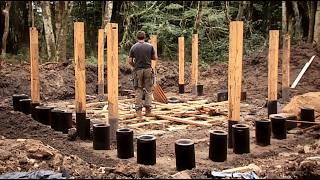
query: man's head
[{"left": 137, "top": 31, "right": 146, "bottom": 41}]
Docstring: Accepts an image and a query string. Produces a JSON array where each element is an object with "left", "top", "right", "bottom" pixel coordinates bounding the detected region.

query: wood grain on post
[
  {"left": 268, "top": 30, "right": 279, "bottom": 101},
  {"left": 74, "top": 22, "right": 86, "bottom": 113},
  {"left": 30, "top": 27, "right": 40, "bottom": 103},
  {"left": 191, "top": 34, "right": 199, "bottom": 88},
  {"left": 150, "top": 35, "right": 157, "bottom": 70},
  {"left": 98, "top": 29, "right": 105, "bottom": 95},
  {"left": 282, "top": 33, "right": 290, "bottom": 101},
  {"left": 178, "top": 37, "right": 185, "bottom": 85},
  {"left": 228, "top": 21, "right": 243, "bottom": 121},
  {"left": 107, "top": 23, "right": 119, "bottom": 119}
]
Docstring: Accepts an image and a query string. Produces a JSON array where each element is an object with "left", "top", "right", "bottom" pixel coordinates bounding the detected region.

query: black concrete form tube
[
  {"left": 61, "top": 112, "right": 73, "bottom": 134},
  {"left": 217, "top": 91, "right": 228, "bottom": 102},
  {"left": 255, "top": 119, "right": 271, "bottom": 146},
  {"left": 178, "top": 84, "right": 185, "bottom": 94},
  {"left": 19, "top": 99, "right": 32, "bottom": 115},
  {"left": 300, "top": 107, "right": 315, "bottom": 128},
  {"left": 137, "top": 135, "right": 156, "bottom": 165},
  {"left": 232, "top": 124, "right": 250, "bottom": 154},
  {"left": 267, "top": 100, "right": 277, "bottom": 117},
  {"left": 76, "top": 113, "right": 90, "bottom": 140},
  {"left": 116, "top": 128, "right": 134, "bottom": 159},
  {"left": 209, "top": 130, "right": 227, "bottom": 162},
  {"left": 217, "top": 91, "right": 247, "bottom": 102},
  {"left": 12, "top": 94, "right": 29, "bottom": 111},
  {"left": 35, "top": 106, "right": 54, "bottom": 125},
  {"left": 197, "top": 84, "right": 204, "bottom": 96},
  {"left": 93, "top": 123, "right": 110, "bottom": 150},
  {"left": 51, "top": 109, "right": 63, "bottom": 131},
  {"left": 228, "top": 120, "right": 238, "bottom": 148},
  {"left": 271, "top": 115, "right": 287, "bottom": 139},
  {"left": 31, "top": 102, "right": 40, "bottom": 120},
  {"left": 175, "top": 139, "right": 196, "bottom": 171},
  {"left": 241, "top": 92, "right": 247, "bottom": 101}
]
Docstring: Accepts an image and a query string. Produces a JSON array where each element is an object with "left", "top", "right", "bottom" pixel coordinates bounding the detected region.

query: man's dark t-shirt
[{"left": 129, "top": 42, "right": 155, "bottom": 70}]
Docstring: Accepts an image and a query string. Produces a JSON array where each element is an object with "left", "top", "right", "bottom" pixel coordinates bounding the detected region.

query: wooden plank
[
  {"left": 290, "top": 55, "right": 316, "bottom": 88},
  {"left": 97, "top": 29, "right": 105, "bottom": 95},
  {"left": 30, "top": 27, "right": 40, "bottom": 104},
  {"left": 178, "top": 36, "right": 185, "bottom": 84},
  {"left": 74, "top": 22, "right": 86, "bottom": 113},
  {"left": 228, "top": 21, "right": 243, "bottom": 121},
  {"left": 107, "top": 23, "right": 119, "bottom": 141},
  {"left": 268, "top": 30, "right": 279, "bottom": 101},
  {"left": 107, "top": 23, "right": 119, "bottom": 119},
  {"left": 191, "top": 34, "right": 199, "bottom": 88},
  {"left": 128, "top": 120, "right": 170, "bottom": 128},
  {"left": 282, "top": 33, "right": 290, "bottom": 101},
  {"left": 150, "top": 35, "right": 157, "bottom": 70},
  {"left": 156, "top": 115, "right": 211, "bottom": 127}
]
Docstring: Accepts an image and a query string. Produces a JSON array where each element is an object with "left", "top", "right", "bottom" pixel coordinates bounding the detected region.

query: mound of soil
[{"left": 1, "top": 43, "right": 319, "bottom": 105}]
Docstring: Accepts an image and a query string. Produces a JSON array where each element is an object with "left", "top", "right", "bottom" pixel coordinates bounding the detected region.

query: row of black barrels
[
  {"left": 12, "top": 94, "right": 72, "bottom": 133},
  {"left": 12, "top": 94, "right": 315, "bottom": 172}
]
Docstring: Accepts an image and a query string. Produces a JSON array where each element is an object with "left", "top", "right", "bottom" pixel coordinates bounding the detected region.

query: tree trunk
[
  {"left": 282, "top": 1, "right": 287, "bottom": 34},
  {"left": 1, "top": 1, "right": 12, "bottom": 58},
  {"left": 41, "top": 1, "right": 56, "bottom": 62},
  {"left": 224, "top": 1, "right": 230, "bottom": 22},
  {"left": 247, "top": 1, "right": 253, "bottom": 22},
  {"left": 292, "top": 1, "right": 303, "bottom": 39},
  {"left": 55, "top": 1, "right": 73, "bottom": 62},
  {"left": 314, "top": 1, "right": 320, "bottom": 50},
  {"left": 307, "top": 1, "right": 316, "bottom": 43},
  {"left": 193, "top": 1, "right": 202, "bottom": 34},
  {"left": 102, "top": 1, "right": 113, "bottom": 31},
  {"left": 236, "top": 1, "right": 246, "bottom": 21}
]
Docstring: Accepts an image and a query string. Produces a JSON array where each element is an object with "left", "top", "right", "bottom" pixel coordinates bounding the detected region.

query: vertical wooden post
[
  {"left": 107, "top": 23, "right": 119, "bottom": 141},
  {"left": 228, "top": 21, "right": 243, "bottom": 121},
  {"left": 150, "top": 35, "right": 157, "bottom": 70},
  {"left": 268, "top": 30, "right": 280, "bottom": 101},
  {"left": 191, "top": 34, "right": 199, "bottom": 93},
  {"left": 178, "top": 37, "right": 185, "bottom": 85},
  {"left": 97, "top": 29, "right": 105, "bottom": 96},
  {"left": 227, "top": 21, "right": 243, "bottom": 148},
  {"left": 74, "top": 22, "right": 86, "bottom": 113},
  {"left": 30, "top": 27, "right": 40, "bottom": 104},
  {"left": 282, "top": 33, "right": 290, "bottom": 101}
]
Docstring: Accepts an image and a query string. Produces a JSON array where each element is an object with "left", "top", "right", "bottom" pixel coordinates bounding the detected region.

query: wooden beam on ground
[
  {"left": 268, "top": 30, "right": 280, "bottom": 101},
  {"left": 178, "top": 36, "right": 185, "bottom": 85},
  {"left": 191, "top": 34, "right": 199, "bottom": 91},
  {"left": 282, "top": 33, "right": 290, "bottom": 101},
  {"left": 74, "top": 22, "right": 86, "bottom": 113},
  {"left": 30, "top": 27, "right": 40, "bottom": 104},
  {"left": 228, "top": 21, "right": 244, "bottom": 121},
  {"left": 150, "top": 35, "right": 157, "bottom": 70},
  {"left": 128, "top": 120, "right": 170, "bottom": 128},
  {"left": 107, "top": 23, "right": 119, "bottom": 141},
  {"left": 156, "top": 115, "right": 211, "bottom": 127},
  {"left": 97, "top": 29, "right": 105, "bottom": 96}
]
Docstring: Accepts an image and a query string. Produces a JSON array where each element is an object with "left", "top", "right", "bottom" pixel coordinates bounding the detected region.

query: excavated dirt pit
[{"left": 0, "top": 43, "right": 319, "bottom": 178}]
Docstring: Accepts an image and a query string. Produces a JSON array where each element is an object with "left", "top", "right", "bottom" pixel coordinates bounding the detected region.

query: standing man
[{"left": 128, "top": 31, "right": 157, "bottom": 117}]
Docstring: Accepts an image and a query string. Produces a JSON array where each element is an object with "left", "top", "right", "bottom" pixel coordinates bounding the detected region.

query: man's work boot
[{"left": 145, "top": 107, "right": 154, "bottom": 117}]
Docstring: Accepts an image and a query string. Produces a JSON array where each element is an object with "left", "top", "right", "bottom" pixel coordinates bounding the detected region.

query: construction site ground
[{"left": 0, "top": 43, "right": 319, "bottom": 178}]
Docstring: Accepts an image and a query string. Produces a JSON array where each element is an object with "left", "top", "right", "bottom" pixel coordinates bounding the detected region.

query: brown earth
[{"left": 0, "top": 43, "right": 319, "bottom": 178}]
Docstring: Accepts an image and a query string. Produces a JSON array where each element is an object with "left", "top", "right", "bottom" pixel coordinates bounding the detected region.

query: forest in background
[{"left": 0, "top": 1, "right": 319, "bottom": 64}]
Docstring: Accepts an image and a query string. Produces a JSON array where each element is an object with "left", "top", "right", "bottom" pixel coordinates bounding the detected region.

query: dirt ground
[{"left": 0, "top": 43, "right": 319, "bottom": 179}]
